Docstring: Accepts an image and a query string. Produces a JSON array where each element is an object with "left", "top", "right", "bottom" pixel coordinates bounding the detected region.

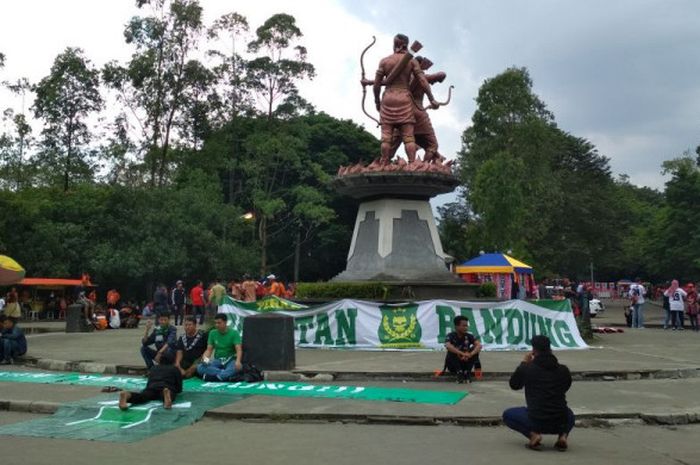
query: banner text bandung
[{"left": 218, "top": 298, "right": 587, "bottom": 351}]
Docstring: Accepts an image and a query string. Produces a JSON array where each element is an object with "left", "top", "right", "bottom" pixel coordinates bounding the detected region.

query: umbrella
[
  {"left": 0, "top": 255, "right": 26, "bottom": 285},
  {"left": 455, "top": 253, "right": 533, "bottom": 275}
]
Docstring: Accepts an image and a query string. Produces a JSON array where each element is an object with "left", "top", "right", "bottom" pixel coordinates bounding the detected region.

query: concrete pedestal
[{"left": 332, "top": 171, "right": 461, "bottom": 283}]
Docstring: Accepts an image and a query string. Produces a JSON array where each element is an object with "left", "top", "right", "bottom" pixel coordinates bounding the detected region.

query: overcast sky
[{"left": 1, "top": 0, "right": 699, "bottom": 195}]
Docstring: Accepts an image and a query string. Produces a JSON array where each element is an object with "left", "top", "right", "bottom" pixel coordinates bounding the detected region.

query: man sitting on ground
[
  {"left": 175, "top": 316, "right": 208, "bottom": 379},
  {"left": 502, "top": 335, "right": 574, "bottom": 451},
  {"left": 0, "top": 316, "right": 27, "bottom": 364},
  {"left": 196, "top": 313, "right": 242, "bottom": 382},
  {"left": 140, "top": 312, "right": 177, "bottom": 369},
  {"left": 444, "top": 315, "right": 482, "bottom": 383},
  {"left": 119, "top": 357, "right": 182, "bottom": 410}
]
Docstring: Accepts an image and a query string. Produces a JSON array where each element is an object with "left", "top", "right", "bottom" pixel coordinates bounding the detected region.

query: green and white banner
[{"left": 219, "top": 298, "right": 587, "bottom": 351}]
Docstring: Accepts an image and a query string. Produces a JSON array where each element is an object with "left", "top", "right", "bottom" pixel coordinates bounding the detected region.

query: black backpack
[{"left": 230, "top": 363, "right": 264, "bottom": 383}]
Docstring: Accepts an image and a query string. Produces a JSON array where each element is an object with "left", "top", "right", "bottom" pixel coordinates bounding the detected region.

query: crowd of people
[
  {"left": 0, "top": 273, "right": 296, "bottom": 330},
  {"left": 608, "top": 277, "right": 699, "bottom": 331}
]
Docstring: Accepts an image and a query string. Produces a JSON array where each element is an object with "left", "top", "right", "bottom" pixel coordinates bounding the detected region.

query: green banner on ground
[
  {"left": 0, "top": 371, "right": 467, "bottom": 405},
  {"left": 0, "top": 393, "right": 239, "bottom": 442}
]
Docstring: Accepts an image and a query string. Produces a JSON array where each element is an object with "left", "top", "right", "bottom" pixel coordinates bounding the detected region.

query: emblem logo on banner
[{"left": 378, "top": 304, "right": 422, "bottom": 348}]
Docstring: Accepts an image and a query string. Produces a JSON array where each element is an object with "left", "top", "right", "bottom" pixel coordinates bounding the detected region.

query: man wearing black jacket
[
  {"left": 503, "top": 335, "right": 575, "bottom": 451},
  {"left": 119, "top": 358, "right": 182, "bottom": 410},
  {"left": 171, "top": 280, "right": 186, "bottom": 326}
]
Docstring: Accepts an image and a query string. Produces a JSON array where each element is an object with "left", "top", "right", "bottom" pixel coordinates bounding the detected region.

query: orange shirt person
[
  {"left": 107, "top": 289, "right": 120, "bottom": 307},
  {"left": 241, "top": 275, "right": 257, "bottom": 302},
  {"left": 266, "top": 274, "right": 286, "bottom": 297}
]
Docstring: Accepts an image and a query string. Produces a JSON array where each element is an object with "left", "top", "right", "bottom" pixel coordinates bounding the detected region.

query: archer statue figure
[{"left": 372, "top": 34, "right": 439, "bottom": 165}]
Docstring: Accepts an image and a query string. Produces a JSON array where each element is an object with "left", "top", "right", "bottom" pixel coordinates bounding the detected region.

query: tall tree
[
  {"left": 33, "top": 47, "right": 102, "bottom": 191},
  {"left": 102, "top": 0, "right": 204, "bottom": 187},
  {"left": 207, "top": 12, "right": 252, "bottom": 123},
  {"left": 246, "top": 14, "right": 315, "bottom": 120},
  {"left": 206, "top": 12, "right": 251, "bottom": 205},
  {"left": 643, "top": 155, "right": 700, "bottom": 281},
  {"left": 458, "top": 67, "right": 559, "bottom": 255},
  {"left": 0, "top": 108, "right": 33, "bottom": 190},
  {"left": 0, "top": 78, "right": 33, "bottom": 190},
  {"left": 457, "top": 67, "right": 630, "bottom": 280}
]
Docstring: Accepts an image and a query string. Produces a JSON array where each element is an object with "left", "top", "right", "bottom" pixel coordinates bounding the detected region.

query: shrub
[
  {"left": 476, "top": 282, "right": 497, "bottom": 298},
  {"left": 296, "top": 282, "right": 391, "bottom": 300}
]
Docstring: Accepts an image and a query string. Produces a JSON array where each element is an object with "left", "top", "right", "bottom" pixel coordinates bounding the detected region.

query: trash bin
[
  {"left": 242, "top": 313, "right": 295, "bottom": 370},
  {"left": 65, "top": 304, "right": 93, "bottom": 333}
]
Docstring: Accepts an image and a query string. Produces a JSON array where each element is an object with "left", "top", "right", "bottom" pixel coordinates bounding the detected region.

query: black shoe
[{"left": 0, "top": 359, "right": 12, "bottom": 365}]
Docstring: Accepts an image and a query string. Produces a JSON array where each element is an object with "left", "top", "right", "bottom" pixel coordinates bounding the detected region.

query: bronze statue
[
  {"left": 388, "top": 56, "right": 451, "bottom": 165},
  {"left": 372, "top": 34, "right": 439, "bottom": 164},
  {"left": 348, "top": 35, "right": 454, "bottom": 176}
]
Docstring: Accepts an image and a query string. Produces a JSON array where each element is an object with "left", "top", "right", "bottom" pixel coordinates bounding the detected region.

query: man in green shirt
[{"left": 196, "top": 313, "right": 242, "bottom": 381}]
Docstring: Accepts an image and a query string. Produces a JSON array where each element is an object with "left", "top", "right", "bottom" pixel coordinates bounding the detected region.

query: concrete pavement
[
  {"left": 1, "top": 411, "right": 698, "bottom": 465},
  {"left": 18, "top": 320, "right": 700, "bottom": 380},
  {"left": 3, "top": 300, "right": 699, "bottom": 428}
]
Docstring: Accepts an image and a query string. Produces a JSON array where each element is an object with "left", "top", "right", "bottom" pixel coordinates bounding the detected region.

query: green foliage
[
  {"left": 5, "top": 5, "right": 699, "bottom": 297},
  {"left": 453, "top": 66, "right": 658, "bottom": 281},
  {"left": 476, "top": 282, "right": 497, "bottom": 298},
  {"left": 102, "top": 0, "right": 205, "bottom": 186},
  {"left": 32, "top": 47, "right": 102, "bottom": 191},
  {"left": 0, "top": 182, "right": 258, "bottom": 298},
  {"left": 437, "top": 197, "right": 477, "bottom": 262},
  {"left": 639, "top": 156, "right": 700, "bottom": 282},
  {"left": 246, "top": 13, "right": 315, "bottom": 119},
  {"left": 0, "top": 108, "right": 33, "bottom": 190},
  {"left": 296, "top": 282, "right": 390, "bottom": 300}
]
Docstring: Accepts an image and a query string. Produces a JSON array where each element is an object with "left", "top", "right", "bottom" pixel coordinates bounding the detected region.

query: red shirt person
[{"left": 189, "top": 281, "right": 205, "bottom": 325}]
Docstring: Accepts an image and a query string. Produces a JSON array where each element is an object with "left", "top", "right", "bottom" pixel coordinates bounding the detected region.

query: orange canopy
[{"left": 18, "top": 278, "right": 95, "bottom": 287}]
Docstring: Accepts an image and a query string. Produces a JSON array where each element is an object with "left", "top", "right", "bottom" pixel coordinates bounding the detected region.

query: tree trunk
[
  {"left": 259, "top": 216, "right": 268, "bottom": 276},
  {"left": 293, "top": 227, "right": 301, "bottom": 282},
  {"left": 64, "top": 120, "right": 74, "bottom": 192}
]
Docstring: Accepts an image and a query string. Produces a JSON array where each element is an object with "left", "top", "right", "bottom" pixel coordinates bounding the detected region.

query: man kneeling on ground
[
  {"left": 502, "top": 335, "right": 575, "bottom": 451},
  {"left": 175, "top": 316, "right": 207, "bottom": 378},
  {"left": 196, "top": 313, "right": 242, "bottom": 382},
  {"left": 119, "top": 357, "right": 182, "bottom": 410},
  {"left": 444, "top": 315, "right": 482, "bottom": 383},
  {"left": 0, "top": 316, "right": 27, "bottom": 365},
  {"left": 141, "top": 312, "right": 177, "bottom": 369}
]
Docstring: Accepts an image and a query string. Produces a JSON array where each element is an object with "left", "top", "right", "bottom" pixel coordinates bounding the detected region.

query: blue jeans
[
  {"left": 671, "top": 311, "right": 684, "bottom": 329},
  {"left": 1, "top": 339, "right": 23, "bottom": 361},
  {"left": 503, "top": 406, "right": 575, "bottom": 437},
  {"left": 140, "top": 346, "right": 175, "bottom": 369},
  {"left": 197, "top": 358, "right": 237, "bottom": 381},
  {"left": 631, "top": 303, "right": 644, "bottom": 328}
]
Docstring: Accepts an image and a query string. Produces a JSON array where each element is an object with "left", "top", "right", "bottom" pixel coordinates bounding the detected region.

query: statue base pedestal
[{"left": 332, "top": 171, "right": 460, "bottom": 283}]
